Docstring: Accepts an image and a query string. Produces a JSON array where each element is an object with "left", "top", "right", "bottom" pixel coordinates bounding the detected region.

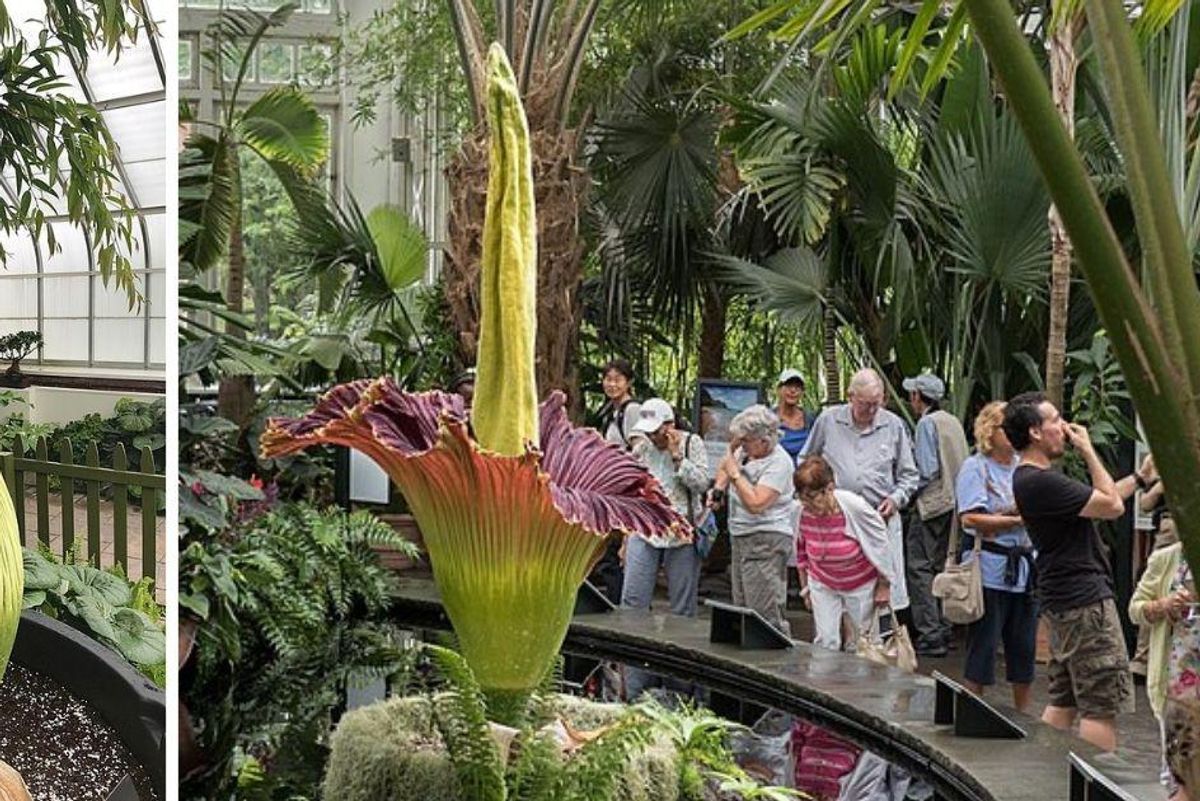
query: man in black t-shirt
[{"left": 1003, "top": 392, "right": 1152, "bottom": 752}]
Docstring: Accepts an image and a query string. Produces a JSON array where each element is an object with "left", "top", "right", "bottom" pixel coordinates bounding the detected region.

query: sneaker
[{"left": 916, "top": 643, "right": 948, "bottom": 658}]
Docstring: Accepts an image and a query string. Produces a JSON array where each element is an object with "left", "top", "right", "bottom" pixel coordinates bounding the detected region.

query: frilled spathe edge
[{"left": 261, "top": 380, "right": 690, "bottom": 544}]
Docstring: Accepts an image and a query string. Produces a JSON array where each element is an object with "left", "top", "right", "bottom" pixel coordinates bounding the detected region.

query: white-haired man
[{"left": 801, "top": 369, "right": 919, "bottom": 616}]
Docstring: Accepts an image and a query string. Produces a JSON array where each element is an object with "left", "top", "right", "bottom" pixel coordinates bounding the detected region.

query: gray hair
[
  {"left": 729, "top": 404, "right": 780, "bottom": 447},
  {"left": 848, "top": 368, "right": 884, "bottom": 398}
]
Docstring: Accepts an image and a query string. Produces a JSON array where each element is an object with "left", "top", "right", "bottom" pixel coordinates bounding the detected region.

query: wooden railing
[{"left": 0, "top": 435, "right": 165, "bottom": 580}]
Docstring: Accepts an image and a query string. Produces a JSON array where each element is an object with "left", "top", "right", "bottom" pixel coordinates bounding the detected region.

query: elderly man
[
  {"left": 801, "top": 369, "right": 919, "bottom": 615},
  {"left": 712, "top": 404, "right": 798, "bottom": 636},
  {"left": 904, "top": 373, "right": 969, "bottom": 657}
]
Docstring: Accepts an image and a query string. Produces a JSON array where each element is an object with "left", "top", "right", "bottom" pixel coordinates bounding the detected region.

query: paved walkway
[{"left": 21, "top": 494, "right": 167, "bottom": 603}]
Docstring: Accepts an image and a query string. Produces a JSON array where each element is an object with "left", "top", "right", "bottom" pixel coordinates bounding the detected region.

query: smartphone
[{"left": 877, "top": 612, "right": 895, "bottom": 638}]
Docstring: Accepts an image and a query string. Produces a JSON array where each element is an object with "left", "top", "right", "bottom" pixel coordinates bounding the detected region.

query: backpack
[{"left": 599, "top": 398, "right": 637, "bottom": 449}]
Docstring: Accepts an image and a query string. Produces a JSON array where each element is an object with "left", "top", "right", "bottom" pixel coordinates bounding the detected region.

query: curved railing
[{"left": 392, "top": 580, "right": 1147, "bottom": 801}]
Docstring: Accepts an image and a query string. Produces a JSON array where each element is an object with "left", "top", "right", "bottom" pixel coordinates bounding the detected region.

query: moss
[
  {"left": 323, "top": 695, "right": 684, "bottom": 801},
  {"left": 322, "top": 697, "right": 460, "bottom": 801}
]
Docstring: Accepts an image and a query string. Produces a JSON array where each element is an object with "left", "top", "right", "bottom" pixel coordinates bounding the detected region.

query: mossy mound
[{"left": 322, "top": 694, "right": 681, "bottom": 801}]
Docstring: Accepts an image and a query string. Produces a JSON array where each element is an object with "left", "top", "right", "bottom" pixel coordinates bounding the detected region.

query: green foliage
[
  {"left": 0, "top": 14, "right": 141, "bottom": 304},
  {"left": 180, "top": 504, "right": 418, "bottom": 800},
  {"left": 22, "top": 548, "right": 165, "bottom": 685},
  {"left": 0, "top": 331, "right": 42, "bottom": 372},
  {"left": 427, "top": 645, "right": 507, "bottom": 801}
]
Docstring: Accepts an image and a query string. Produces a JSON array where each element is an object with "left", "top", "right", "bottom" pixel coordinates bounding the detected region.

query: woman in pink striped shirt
[{"left": 795, "top": 456, "right": 896, "bottom": 650}]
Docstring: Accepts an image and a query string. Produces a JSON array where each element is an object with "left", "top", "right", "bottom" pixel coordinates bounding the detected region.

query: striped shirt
[{"left": 796, "top": 511, "right": 877, "bottom": 591}]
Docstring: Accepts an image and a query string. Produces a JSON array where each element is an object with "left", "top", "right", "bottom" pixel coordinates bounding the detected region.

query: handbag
[
  {"left": 931, "top": 512, "right": 984, "bottom": 625},
  {"left": 856, "top": 607, "right": 918, "bottom": 673}
]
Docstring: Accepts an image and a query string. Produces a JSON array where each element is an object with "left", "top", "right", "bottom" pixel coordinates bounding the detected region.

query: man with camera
[{"left": 1003, "top": 391, "right": 1155, "bottom": 752}]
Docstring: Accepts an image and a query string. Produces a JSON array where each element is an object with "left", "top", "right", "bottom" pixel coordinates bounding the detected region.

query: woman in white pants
[{"left": 794, "top": 456, "right": 896, "bottom": 650}]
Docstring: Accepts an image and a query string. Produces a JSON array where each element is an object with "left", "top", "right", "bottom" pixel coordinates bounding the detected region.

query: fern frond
[{"left": 426, "top": 644, "right": 507, "bottom": 801}]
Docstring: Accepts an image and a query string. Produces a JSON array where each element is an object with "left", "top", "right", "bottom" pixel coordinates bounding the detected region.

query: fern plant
[{"left": 180, "top": 503, "right": 419, "bottom": 800}]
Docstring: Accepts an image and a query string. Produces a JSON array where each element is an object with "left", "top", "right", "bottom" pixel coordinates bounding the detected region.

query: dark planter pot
[
  {"left": 0, "top": 372, "right": 30, "bottom": 389},
  {"left": 10, "top": 610, "right": 165, "bottom": 798}
]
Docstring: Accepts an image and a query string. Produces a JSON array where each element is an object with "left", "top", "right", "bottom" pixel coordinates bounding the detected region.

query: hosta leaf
[
  {"left": 110, "top": 607, "right": 166, "bottom": 666},
  {"left": 64, "top": 564, "right": 133, "bottom": 607}
]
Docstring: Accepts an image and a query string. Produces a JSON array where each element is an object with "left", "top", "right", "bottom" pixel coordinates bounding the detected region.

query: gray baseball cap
[
  {"left": 903, "top": 373, "right": 945, "bottom": 401},
  {"left": 632, "top": 398, "right": 675, "bottom": 433}
]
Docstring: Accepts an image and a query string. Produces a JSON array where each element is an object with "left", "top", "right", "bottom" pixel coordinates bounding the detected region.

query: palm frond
[
  {"left": 238, "top": 87, "right": 329, "bottom": 171},
  {"left": 709, "top": 247, "right": 829, "bottom": 331}
]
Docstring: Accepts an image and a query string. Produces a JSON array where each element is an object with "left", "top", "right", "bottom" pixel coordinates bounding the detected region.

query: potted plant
[{"left": 0, "top": 331, "right": 42, "bottom": 388}]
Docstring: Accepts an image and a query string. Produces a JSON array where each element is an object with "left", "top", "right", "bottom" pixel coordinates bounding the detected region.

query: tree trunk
[
  {"left": 697, "top": 283, "right": 726, "bottom": 379},
  {"left": 822, "top": 304, "right": 840, "bottom": 403},
  {"left": 217, "top": 150, "right": 256, "bottom": 426},
  {"left": 1045, "top": 14, "right": 1082, "bottom": 408},
  {"left": 443, "top": 113, "right": 589, "bottom": 414}
]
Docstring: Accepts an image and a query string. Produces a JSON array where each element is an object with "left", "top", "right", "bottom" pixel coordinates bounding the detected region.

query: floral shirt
[{"left": 1168, "top": 559, "right": 1200, "bottom": 701}]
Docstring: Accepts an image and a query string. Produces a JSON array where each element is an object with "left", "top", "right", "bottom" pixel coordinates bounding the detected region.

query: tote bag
[{"left": 931, "top": 513, "right": 984, "bottom": 625}]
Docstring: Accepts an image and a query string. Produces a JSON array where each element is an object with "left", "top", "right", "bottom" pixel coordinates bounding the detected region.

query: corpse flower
[
  {"left": 0, "top": 473, "right": 22, "bottom": 681},
  {"left": 262, "top": 44, "right": 687, "bottom": 720}
]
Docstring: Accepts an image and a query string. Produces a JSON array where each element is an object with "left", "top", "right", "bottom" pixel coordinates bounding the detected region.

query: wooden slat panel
[
  {"left": 7, "top": 458, "right": 166, "bottom": 488},
  {"left": 11, "top": 435, "right": 25, "bottom": 545},
  {"left": 139, "top": 447, "right": 156, "bottom": 581},
  {"left": 113, "top": 444, "right": 128, "bottom": 574},
  {"left": 34, "top": 437, "right": 49, "bottom": 550},
  {"left": 85, "top": 442, "right": 101, "bottom": 567},
  {"left": 59, "top": 439, "right": 75, "bottom": 558}
]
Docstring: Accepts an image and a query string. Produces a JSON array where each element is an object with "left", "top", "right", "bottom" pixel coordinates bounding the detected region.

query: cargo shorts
[{"left": 1044, "top": 597, "right": 1134, "bottom": 719}]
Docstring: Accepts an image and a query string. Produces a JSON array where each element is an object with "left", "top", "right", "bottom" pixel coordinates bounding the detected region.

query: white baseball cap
[
  {"left": 777, "top": 369, "right": 805, "bottom": 386},
  {"left": 632, "top": 398, "right": 675, "bottom": 433}
]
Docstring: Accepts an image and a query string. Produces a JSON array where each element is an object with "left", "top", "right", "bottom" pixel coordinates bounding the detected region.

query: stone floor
[
  {"left": 780, "top": 600, "right": 1165, "bottom": 798},
  {"left": 21, "top": 494, "right": 167, "bottom": 603}
]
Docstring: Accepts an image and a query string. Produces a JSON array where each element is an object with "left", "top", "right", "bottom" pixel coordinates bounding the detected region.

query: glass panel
[
  {"left": 179, "top": 39, "right": 193, "bottom": 82},
  {"left": 0, "top": 278, "right": 38, "bottom": 318},
  {"left": 306, "top": 0, "right": 332, "bottom": 14},
  {"left": 149, "top": 270, "right": 166, "bottom": 312},
  {"left": 123, "top": 161, "right": 167, "bottom": 207},
  {"left": 257, "top": 42, "right": 294, "bottom": 83},
  {"left": 95, "top": 275, "right": 141, "bottom": 317},
  {"left": 0, "top": 321, "right": 38, "bottom": 344},
  {"left": 85, "top": 39, "right": 161, "bottom": 101},
  {"left": 42, "top": 276, "right": 90, "bottom": 318},
  {"left": 42, "top": 319, "right": 88, "bottom": 362},
  {"left": 298, "top": 43, "right": 334, "bottom": 87},
  {"left": 223, "top": 43, "right": 251, "bottom": 83},
  {"left": 148, "top": 317, "right": 165, "bottom": 365},
  {"left": 0, "top": 232, "right": 39, "bottom": 274},
  {"left": 144, "top": 213, "right": 166, "bottom": 269},
  {"left": 94, "top": 319, "right": 144, "bottom": 363},
  {"left": 103, "top": 101, "right": 167, "bottom": 164},
  {"left": 42, "top": 225, "right": 89, "bottom": 273}
]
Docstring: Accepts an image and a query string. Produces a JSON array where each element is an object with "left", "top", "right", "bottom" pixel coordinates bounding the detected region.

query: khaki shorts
[{"left": 1044, "top": 598, "right": 1134, "bottom": 719}]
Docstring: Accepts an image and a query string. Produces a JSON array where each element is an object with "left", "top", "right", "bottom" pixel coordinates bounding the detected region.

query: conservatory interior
[
  {"left": 177, "top": 1, "right": 1200, "bottom": 801},
  {"left": 0, "top": 2, "right": 167, "bottom": 800}
]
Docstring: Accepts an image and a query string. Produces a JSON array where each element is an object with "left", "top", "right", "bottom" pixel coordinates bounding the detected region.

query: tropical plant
[
  {"left": 180, "top": 3, "right": 329, "bottom": 425},
  {"left": 21, "top": 549, "right": 165, "bottom": 685},
  {"left": 179, "top": 504, "right": 416, "bottom": 799},
  {"left": 261, "top": 47, "right": 686, "bottom": 724},
  {"left": 960, "top": 0, "right": 1200, "bottom": 609},
  {"left": 0, "top": 0, "right": 146, "bottom": 303}
]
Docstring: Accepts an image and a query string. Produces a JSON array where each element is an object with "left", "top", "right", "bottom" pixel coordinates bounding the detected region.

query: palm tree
[
  {"left": 181, "top": 4, "right": 329, "bottom": 425},
  {"left": 437, "top": 0, "right": 610, "bottom": 406}
]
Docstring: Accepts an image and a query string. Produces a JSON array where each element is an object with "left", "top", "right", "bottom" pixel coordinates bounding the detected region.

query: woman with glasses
[
  {"left": 712, "top": 404, "right": 797, "bottom": 636},
  {"left": 793, "top": 455, "right": 895, "bottom": 650}
]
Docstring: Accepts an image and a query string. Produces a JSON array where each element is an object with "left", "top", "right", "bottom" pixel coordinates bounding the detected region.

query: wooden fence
[{"left": 0, "top": 435, "right": 165, "bottom": 580}]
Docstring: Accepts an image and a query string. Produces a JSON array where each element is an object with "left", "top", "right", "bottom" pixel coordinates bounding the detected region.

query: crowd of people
[{"left": 584, "top": 357, "right": 1186, "bottom": 800}]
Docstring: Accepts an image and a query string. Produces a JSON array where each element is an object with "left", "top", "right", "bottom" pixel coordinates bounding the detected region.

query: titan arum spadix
[
  {"left": 262, "top": 44, "right": 688, "bottom": 722},
  {"left": 0, "top": 475, "right": 22, "bottom": 682}
]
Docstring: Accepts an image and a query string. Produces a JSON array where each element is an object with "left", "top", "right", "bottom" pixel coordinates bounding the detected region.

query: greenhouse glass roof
[{"left": 0, "top": 0, "right": 167, "bottom": 370}]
